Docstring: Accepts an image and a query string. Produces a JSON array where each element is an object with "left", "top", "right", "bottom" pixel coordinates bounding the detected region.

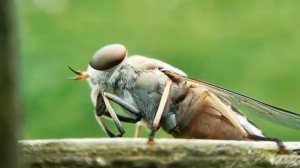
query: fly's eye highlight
[{"left": 90, "top": 44, "right": 127, "bottom": 70}]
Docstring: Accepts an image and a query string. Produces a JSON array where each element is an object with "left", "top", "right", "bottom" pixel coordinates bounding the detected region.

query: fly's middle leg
[{"left": 148, "top": 80, "right": 172, "bottom": 144}]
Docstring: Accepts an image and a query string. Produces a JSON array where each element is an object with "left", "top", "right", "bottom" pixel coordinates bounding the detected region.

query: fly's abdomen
[{"left": 171, "top": 86, "right": 248, "bottom": 140}]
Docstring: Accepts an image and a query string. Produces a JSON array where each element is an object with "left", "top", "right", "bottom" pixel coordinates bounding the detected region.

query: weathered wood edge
[{"left": 19, "top": 138, "right": 300, "bottom": 168}]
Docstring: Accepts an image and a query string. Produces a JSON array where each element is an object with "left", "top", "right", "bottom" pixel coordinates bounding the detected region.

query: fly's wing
[{"left": 164, "top": 70, "right": 300, "bottom": 129}]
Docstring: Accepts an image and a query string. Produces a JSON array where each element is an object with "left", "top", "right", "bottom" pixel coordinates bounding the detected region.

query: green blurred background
[{"left": 18, "top": 0, "right": 300, "bottom": 140}]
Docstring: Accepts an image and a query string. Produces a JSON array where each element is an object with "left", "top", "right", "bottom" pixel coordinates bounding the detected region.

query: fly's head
[
  {"left": 70, "top": 44, "right": 128, "bottom": 88},
  {"left": 89, "top": 44, "right": 127, "bottom": 73},
  {"left": 88, "top": 44, "right": 127, "bottom": 85}
]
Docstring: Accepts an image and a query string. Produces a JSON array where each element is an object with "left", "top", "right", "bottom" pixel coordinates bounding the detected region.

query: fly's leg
[
  {"left": 96, "top": 112, "right": 140, "bottom": 137},
  {"left": 247, "top": 134, "right": 289, "bottom": 154},
  {"left": 102, "top": 92, "right": 141, "bottom": 123},
  {"left": 96, "top": 92, "right": 106, "bottom": 116},
  {"left": 148, "top": 80, "right": 172, "bottom": 144},
  {"left": 96, "top": 93, "right": 125, "bottom": 137},
  {"left": 104, "top": 112, "right": 140, "bottom": 123},
  {"left": 134, "top": 121, "right": 145, "bottom": 138},
  {"left": 103, "top": 92, "right": 141, "bottom": 119},
  {"left": 97, "top": 92, "right": 141, "bottom": 120},
  {"left": 95, "top": 92, "right": 142, "bottom": 137},
  {"left": 153, "top": 80, "right": 173, "bottom": 128},
  {"left": 147, "top": 130, "right": 157, "bottom": 145},
  {"left": 95, "top": 115, "right": 120, "bottom": 137},
  {"left": 95, "top": 92, "right": 122, "bottom": 137}
]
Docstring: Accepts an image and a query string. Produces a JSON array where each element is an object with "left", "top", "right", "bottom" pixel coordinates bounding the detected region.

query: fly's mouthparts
[
  {"left": 68, "top": 66, "right": 89, "bottom": 80},
  {"left": 68, "top": 66, "right": 81, "bottom": 75}
]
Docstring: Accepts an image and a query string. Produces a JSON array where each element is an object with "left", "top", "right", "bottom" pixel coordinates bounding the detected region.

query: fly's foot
[
  {"left": 147, "top": 137, "right": 155, "bottom": 145},
  {"left": 247, "top": 134, "right": 290, "bottom": 155},
  {"left": 147, "top": 129, "right": 157, "bottom": 145},
  {"left": 277, "top": 146, "right": 289, "bottom": 155},
  {"left": 291, "top": 149, "right": 300, "bottom": 155}
]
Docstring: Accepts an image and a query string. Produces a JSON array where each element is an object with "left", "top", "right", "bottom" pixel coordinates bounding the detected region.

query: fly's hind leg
[{"left": 247, "top": 134, "right": 289, "bottom": 154}]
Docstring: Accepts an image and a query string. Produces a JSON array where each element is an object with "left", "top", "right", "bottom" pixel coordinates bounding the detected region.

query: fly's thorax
[
  {"left": 128, "top": 55, "right": 187, "bottom": 76},
  {"left": 108, "top": 63, "right": 141, "bottom": 109},
  {"left": 88, "top": 62, "right": 140, "bottom": 114},
  {"left": 108, "top": 62, "right": 138, "bottom": 91},
  {"left": 131, "top": 69, "right": 170, "bottom": 124}
]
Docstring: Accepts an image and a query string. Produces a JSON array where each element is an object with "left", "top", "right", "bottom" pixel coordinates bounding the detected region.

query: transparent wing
[{"left": 165, "top": 71, "right": 300, "bottom": 129}]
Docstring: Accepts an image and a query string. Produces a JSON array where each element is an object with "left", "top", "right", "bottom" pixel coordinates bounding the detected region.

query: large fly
[{"left": 70, "top": 44, "right": 300, "bottom": 153}]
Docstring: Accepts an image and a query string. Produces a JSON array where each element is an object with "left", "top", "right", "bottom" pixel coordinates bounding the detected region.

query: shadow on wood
[{"left": 19, "top": 138, "right": 300, "bottom": 168}]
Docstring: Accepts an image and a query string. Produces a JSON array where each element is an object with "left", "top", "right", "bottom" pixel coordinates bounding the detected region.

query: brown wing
[{"left": 163, "top": 70, "right": 300, "bottom": 129}]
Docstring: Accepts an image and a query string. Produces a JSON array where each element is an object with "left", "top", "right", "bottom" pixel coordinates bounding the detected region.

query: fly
[{"left": 70, "top": 44, "right": 300, "bottom": 154}]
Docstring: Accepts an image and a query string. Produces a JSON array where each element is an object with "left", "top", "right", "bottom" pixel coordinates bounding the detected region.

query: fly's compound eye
[{"left": 90, "top": 44, "right": 127, "bottom": 71}]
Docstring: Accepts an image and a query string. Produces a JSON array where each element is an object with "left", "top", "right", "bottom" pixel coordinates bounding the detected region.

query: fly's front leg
[
  {"left": 104, "top": 112, "right": 140, "bottom": 123},
  {"left": 148, "top": 80, "right": 172, "bottom": 144},
  {"left": 100, "top": 93, "right": 125, "bottom": 137},
  {"left": 103, "top": 92, "right": 141, "bottom": 121},
  {"left": 95, "top": 92, "right": 121, "bottom": 137},
  {"left": 95, "top": 92, "right": 106, "bottom": 116},
  {"left": 95, "top": 115, "right": 118, "bottom": 137},
  {"left": 96, "top": 92, "right": 142, "bottom": 121},
  {"left": 98, "top": 92, "right": 142, "bottom": 137}
]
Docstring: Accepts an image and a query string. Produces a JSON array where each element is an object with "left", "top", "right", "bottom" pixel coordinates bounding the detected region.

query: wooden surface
[{"left": 20, "top": 138, "right": 300, "bottom": 168}]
